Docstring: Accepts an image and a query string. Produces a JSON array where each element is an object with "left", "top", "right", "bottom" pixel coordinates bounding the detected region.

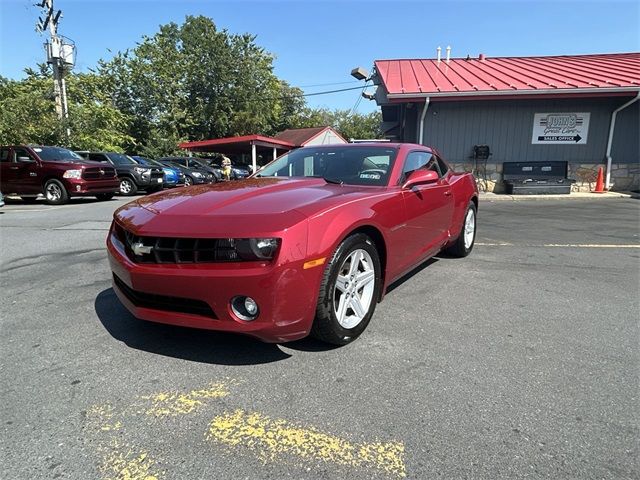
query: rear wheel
[
  {"left": 96, "top": 193, "right": 114, "bottom": 201},
  {"left": 312, "top": 233, "right": 382, "bottom": 345},
  {"left": 184, "top": 176, "right": 193, "bottom": 187},
  {"left": 44, "top": 179, "right": 69, "bottom": 205},
  {"left": 445, "top": 202, "right": 477, "bottom": 257},
  {"left": 119, "top": 177, "right": 137, "bottom": 196}
]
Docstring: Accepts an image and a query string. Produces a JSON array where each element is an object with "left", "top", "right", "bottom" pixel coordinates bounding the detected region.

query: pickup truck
[{"left": 0, "top": 145, "right": 120, "bottom": 205}]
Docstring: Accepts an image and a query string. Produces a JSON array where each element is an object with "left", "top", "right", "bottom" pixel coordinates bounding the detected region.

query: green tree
[{"left": 99, "top": 15, "right": 306, "bottom": 155}]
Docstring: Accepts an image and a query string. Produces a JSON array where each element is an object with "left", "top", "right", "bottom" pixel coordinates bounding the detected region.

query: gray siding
[
  {"left": 415, "top": 97, "right": 639, "bottom": 164},
  {"left": 611, "top": 101, "right": 639, "bottom": 163}
]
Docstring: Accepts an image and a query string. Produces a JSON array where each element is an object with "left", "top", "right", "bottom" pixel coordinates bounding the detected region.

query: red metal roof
[
  {"left": 375, "top": 53, "right": 640, "bottom": 100},
  {"left": 275, "top": 127, "right": 328, "bottom": 146},
  {"left": 179, "top": 134, "right": 295, "bottom": 153}
]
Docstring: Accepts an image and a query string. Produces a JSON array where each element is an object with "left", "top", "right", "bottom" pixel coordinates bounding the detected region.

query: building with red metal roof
[
  {"left": 274, "top": 126, "right": 347, "bottom": 146},
  {"left": 372, "top": 52, "right": 639, "bottom": 191}
]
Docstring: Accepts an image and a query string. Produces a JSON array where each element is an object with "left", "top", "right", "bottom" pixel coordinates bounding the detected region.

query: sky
[{"left": 1, "top": 0, "right": 638, "bottom": 114}]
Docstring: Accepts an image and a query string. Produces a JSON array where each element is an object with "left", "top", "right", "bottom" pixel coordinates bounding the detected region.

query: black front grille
[
  {"left": 113, "top": 274, "right": 217, "bottom": 318},
  {"left": 150, "top": 168, "right": 164, "bottom": 180},
  {"left": 83, "top": 167, "right": 116, "bottom": 180},
  {"left": 113, "top": 223, "right": 245, "bottom": 264}
]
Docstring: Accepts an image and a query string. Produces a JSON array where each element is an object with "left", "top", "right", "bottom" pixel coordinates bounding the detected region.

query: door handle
[
  {"left": 444, "top": 190, "right": 452, "bottom": 196},
  {"left": 9, "top": 166, "right": 19, "bottom": 170}
]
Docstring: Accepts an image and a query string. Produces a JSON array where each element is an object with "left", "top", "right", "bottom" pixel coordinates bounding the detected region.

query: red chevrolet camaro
[{"left": 107, "top": 143, "right": 478, "bottom": 345}]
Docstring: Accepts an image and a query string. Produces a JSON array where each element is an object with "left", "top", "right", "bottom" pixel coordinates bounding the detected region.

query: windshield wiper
[{"left": 313, "top": 175, "right": 343, "bottom": 185}]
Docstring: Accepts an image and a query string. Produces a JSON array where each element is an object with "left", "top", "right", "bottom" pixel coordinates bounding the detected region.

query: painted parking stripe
[
  {"left": 207, "top": 409, "right": 406, "bottom": 478},
  {"left": 476, "top": 242, "right": 640, "bottom": 248}
]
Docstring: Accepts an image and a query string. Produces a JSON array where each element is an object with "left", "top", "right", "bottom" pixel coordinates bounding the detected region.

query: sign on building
[{"left": 531, "top": 112, "right": 590, "bottom": 144}]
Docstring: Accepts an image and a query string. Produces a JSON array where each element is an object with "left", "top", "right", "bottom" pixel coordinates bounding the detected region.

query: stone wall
[{"left": 450, "top": 162, "right": 640, "bottom": 193}]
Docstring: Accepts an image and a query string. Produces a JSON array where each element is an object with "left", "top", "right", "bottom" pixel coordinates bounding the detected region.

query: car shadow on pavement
[
  {"left": 385, "top": 257, "right": 439, "bottom": 295},
  {"left": 94, "top": 288, "right": 292, "bottom": 365}
]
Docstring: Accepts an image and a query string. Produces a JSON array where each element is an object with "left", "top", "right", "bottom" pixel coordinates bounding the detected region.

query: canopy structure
[{"left": 179, "top": 135, "right": 296, "bottom": 172}]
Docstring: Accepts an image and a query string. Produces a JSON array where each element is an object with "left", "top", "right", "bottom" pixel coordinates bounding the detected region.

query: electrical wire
[{"left": 296, "top": 80, "right": 361, "bottom": 88}]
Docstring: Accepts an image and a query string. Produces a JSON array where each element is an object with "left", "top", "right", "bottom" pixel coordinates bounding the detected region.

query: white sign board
[{"left": 531, "top": 112, "right": 590, "bottom": 144}]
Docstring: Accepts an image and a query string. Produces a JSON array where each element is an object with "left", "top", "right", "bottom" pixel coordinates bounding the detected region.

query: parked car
[
  {"left": 0, "top": 191, "right": 4, "bottom": 208},
  {"left": 107, "top": 143, "right": 478, "bottom": 345},
  {"left": 199, "top": 158, "right": 250, "bottom": 180},
  {"left": 131, "top": 156, "right": 184, "bottom": 188},
  {"left": 0, "top": 145, "right": 119, "bottom": 204},
  {"left": 159, "top": 156, "right": 220, "bottom": 182},
  {"left": 155, "top": 160, "right": 212, "bottom": 187},
  {"left": 78, "top": 152, "right": 164, "bottom": 196}
]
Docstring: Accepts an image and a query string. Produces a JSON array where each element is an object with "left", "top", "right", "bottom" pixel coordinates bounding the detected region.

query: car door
[
  {"left": 8, "top": 147, "right": 41, "bottom": 194},
  {"left": 0, "top": 147, "right": 14, "bottom": 192},
  {"left": 400, "top": 151, "right": 454, "bottom": 261}
]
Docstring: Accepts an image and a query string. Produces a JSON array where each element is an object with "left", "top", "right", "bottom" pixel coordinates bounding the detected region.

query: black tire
[
  {"left": 96, "top": 193, "right": 114, "bottom": 201},
  {"left": 119, "top": 177, "right": 138, "bottom": 196},
  {"left": 20, "top": 196, "right": 39, "bottom": 203},
  {"left": 445, "top": 201, "right": 477, "bottom": 257},
  {"left": 311, "top": 233, "right": 382, "bottom": 345},
  {"left": 184, "top": 176, "right": 193, "bottom": 187},
  {"left": 43, "top": 179, "right": 69, "bottom": 205}
]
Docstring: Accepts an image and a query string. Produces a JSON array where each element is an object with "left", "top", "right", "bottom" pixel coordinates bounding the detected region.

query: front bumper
[
  {"left": 107, "top": 229, "right": 322, "bottom": 343},
  {"left": 64, "top": 178, "right": 120, "bottom": 196}
]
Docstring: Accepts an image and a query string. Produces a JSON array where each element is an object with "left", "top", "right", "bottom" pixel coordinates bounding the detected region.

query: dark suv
[
  {"left": 81, "top": 152, "right": 164, "bottom": 196},
  {"left": 0, "top": 145, "right": 119, "bottom": 204}
]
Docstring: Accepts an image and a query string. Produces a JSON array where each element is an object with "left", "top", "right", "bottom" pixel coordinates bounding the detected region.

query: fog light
[
  {"left": 231, "top": 296, "right": 259, "bottom": 321},
  {"left": 76, "top": 185, "right": 82, "bottom": 192}
]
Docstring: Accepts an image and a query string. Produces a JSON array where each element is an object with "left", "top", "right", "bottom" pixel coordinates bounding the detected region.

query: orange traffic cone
[{"left": 592, "top": 166, "right": 605, "bottom": 193}]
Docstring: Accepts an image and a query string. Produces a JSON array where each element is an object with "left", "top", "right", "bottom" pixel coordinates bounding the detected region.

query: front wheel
[
  {"left": 44, "top": 179, "right": 69, "bottom": 205},
  {"left": 445, "top": 201, "right": 477, "bottom": 257},
  {"left": 184, "top": 176, "right": 193, "bottom": 187},
  {"left": 312, "top": 233, "right": 382, "bottom": 345},
  {"left": 119, "top": 177, "right": 138, "bottom": 196}
]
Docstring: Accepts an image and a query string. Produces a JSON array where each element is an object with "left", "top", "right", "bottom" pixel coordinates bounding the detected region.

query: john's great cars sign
[{"left": 531, "top": 112, "right": 590, "bottom": 144}]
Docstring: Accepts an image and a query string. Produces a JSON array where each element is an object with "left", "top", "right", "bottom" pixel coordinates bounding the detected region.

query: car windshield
[
  {"left": 107, "top": 153, "right": 137, "bottom": 165},
  {"left": 32, "top": 146, "right": 84, "bottom": 161},
  {"left": 136, "top": 157, "right": 164, "bottom": 168},
  {"left": 256, "top": 146, "right": 398, "bottom": 186}
]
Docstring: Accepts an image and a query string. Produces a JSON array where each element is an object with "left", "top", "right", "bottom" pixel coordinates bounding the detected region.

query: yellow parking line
[
  {"left": 99, "top": 440, "right": 162, "bottom": 480},
  {"left": 476, "top": 242, "right": 640, "bottom": 248},
  {"left": 207, "top": 409, "right": 406, "bottom": 478},
  {"left": 140, "top": 382, "right": 231, "bottom": 418}
]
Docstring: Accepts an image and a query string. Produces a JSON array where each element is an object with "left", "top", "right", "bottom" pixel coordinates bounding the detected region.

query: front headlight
[
  {"left": 134, "top": 167, "right": 150, "bottom": 175},
  {"left": 192, "top": 171, "right": 203, "bottom": 178},
  {"left": 216, "top": 238, "right": 281, "bottom": 261},
  {"left": 63, "top": 169, "right": 82, "bottom": 179}
]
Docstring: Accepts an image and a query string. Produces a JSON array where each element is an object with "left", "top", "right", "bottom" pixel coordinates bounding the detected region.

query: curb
[{"left": 479, "top": 191, "right": 639, "bottom": 201}]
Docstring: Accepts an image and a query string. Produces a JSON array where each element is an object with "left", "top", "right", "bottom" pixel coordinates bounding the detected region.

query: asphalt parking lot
[{"left": 1, "top": 195, "right": 638, "bottom": 480}]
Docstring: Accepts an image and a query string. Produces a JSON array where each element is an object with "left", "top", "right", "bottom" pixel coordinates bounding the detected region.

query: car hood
[
  {"left": 114, "top": 177, "right": 386, "bottom": 237},
  {"left": 45, "top": 159, "right": 109, "bottom": 167}
]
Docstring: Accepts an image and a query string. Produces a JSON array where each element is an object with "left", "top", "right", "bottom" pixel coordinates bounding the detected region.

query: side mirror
[
  {"left": 17, "top": 156, "right": 34, "bottom": 163},
  {"left": 402, "top": 169, "right": 439, "bottom": 189}
]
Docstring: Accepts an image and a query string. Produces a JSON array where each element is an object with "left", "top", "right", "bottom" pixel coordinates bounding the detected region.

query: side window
[
  {"left": 13, "top": 148, "right": 36, "bottom": 163},
  {"left": 0, "top": 148, "right": 10, "bottom": 162},
  {"left": 436, "top": 156, "right": 449, "bottom": 176},
  {"left": 402, "top": 151, "right": 436, "bottom": 180}
]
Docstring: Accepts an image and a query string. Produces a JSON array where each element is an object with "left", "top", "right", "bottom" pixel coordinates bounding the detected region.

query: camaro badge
[{"left": 131, "top": 242, "right": 153, "bottom": 255}]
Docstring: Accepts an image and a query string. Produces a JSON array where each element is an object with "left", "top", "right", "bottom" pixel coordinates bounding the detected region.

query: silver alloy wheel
[
  {"left": 464, "top": 208, "right": 476, "bottom": 249},
  {"left": 333, "top": 248, "right": 376, "bottom": 329},
  {"left": 184, "top": 177, "right": 193, "bottom": 187},
  {"left": 45, "top": 182, "right": 62, "bottom": 202},
  {"left": 120, "top": 179, "right": 132, "bottom": 194}
]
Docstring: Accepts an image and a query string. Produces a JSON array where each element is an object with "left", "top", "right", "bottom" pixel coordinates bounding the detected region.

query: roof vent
[{"left": 479, "top": 53, "right": 486, "bottom": 61}]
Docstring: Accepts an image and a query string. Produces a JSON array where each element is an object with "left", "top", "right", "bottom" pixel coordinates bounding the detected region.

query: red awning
[{"left": 180, "top": 135, "right": 295, "bottom": 154}]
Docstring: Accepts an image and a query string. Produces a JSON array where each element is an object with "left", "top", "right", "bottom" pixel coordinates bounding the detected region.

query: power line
[{"left": 296, "top": 80, "right": 361, "bottom": 88}]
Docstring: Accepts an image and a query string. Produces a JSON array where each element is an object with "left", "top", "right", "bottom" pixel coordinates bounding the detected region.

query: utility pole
[{"left": 36, "top": 0, "right": 75, "bottom": 140}]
